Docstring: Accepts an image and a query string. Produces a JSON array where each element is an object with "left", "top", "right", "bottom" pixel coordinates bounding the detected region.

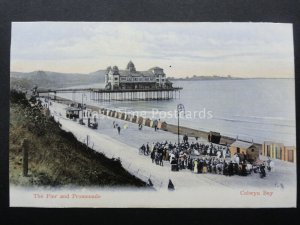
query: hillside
[
  {"left": 9, "top": 90, "right": 146, "bottom": 187},
  {"left": 10, "top": 70, "right": 106, "bottom": 89},
  {"left": 169, "top": 75, "right": 242, "bottom": 81}
]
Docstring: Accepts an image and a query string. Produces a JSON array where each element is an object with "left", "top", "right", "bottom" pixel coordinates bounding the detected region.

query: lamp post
[
  {"left": 81, "top": 93, "right": 87, "bottom": 119},
  {"left": 177, "top": 103, "right": 185, "bottom": 145},
  {"left": 46, "top": 91, "right": 51, "bottom": 108}
]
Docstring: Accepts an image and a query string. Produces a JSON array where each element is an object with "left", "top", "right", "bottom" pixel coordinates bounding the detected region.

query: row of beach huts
[{"left": 99, "top": 108, "right": 167, "bottom": 129}]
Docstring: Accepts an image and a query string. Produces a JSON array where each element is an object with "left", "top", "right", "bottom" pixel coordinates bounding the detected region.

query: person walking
[
  {"left": 154, "top": 119, "right": 158, "bottom": 131},
  {"left": 117, "top": 125, "right": 121, "bottom": 135},
  {"left": 168, "top": 179, "right": 175, "bottom": 191},
  {"left": 183, "top": 134, "right": 188, "bottom": 143},
  {"left": 138, "top": 123, "right": 142, "bottom": 130},
  {"left": 223, "top": 147, "right": 227, "bottom": 159},
  {"left": 203, "top": 160, "right": 207, "bottom": 174},
  {"left": 151, "top": 150, "right": 155, "bottom": 163},
  {"left": 260, "top": 163, "right": 266, "bottom": 178},
  {"left": 159, "top": 153, "right": 164, "bottom": 166},
  {"left": 193, "top": 160, "right": 198, "bottom": 173},
  {"left": 141, "top": 144, "right": 146, "bottom": 155},
  {"left": 235, "top": 154, "right": 240, "bottom": 165},
  {"left": 146, "top": 143, "right": 150, "bottom": 155},
  {"left": 269, "top": 160, "right": 275, "bottom": 172}
]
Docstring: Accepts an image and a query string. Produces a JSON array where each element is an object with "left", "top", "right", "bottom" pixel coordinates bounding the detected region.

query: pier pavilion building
[{"left": 105, "top": 61, "right": 173, "bottom": 90}]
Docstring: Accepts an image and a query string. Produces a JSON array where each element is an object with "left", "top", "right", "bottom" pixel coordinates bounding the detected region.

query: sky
[{"left": 11, "top": 22, "right": 295, "bottom": 78}]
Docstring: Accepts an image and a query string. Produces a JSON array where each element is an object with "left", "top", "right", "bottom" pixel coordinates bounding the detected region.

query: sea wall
[{"left": 164, "top": 124, "right": 236, "bottom": 145}]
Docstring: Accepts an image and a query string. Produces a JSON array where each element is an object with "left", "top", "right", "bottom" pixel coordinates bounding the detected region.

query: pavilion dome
[
  {"left": 112, "top": 66, "right": 119, "bottom": 74},
  {"left": 126, "top": 61, "right": 136, "bottom": 72}
]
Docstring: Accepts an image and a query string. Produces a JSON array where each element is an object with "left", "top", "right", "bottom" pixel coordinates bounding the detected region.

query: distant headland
[{"left": 168, "top": 75, "right": 242, "bottom": 81}]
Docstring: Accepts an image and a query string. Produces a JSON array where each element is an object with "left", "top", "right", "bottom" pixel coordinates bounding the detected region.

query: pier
[
  {"left": 36, "top": 61, "right": 183, "bottom": 101},
  {"left": 90, "top": 87, "right": 182, "bottom": 101},
  {"left": 37, "top": 87, "right": 183, "bottom": 101}
]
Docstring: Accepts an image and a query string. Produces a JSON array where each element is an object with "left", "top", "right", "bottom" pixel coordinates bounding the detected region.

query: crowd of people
[{"left": 139, "top": 138, "right": 272, "bottom": 178}]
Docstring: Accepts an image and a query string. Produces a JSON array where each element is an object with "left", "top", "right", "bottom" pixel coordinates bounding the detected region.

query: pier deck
[{"left": 37, "top": 87, "right": 183, "bottom": 101}]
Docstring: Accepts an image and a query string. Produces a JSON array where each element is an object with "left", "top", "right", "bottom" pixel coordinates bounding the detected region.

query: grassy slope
[
  {"left": 9, "top": 91, "right": 146, "bottom": 187},
  {"left": 10, "top": 70, "right": 106, "bottom": 89}
]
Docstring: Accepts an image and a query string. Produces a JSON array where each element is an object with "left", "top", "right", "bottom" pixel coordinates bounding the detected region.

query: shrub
[{"left": 10, "top": 89, "right": 30, "bottom": 107}]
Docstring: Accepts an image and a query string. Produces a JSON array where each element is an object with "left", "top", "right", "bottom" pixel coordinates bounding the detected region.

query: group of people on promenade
[
  {"left": 139, "top": 138, "right": 273, "bottom": 178},
  {"left": 137, "top": 119, "right": 159, "bottom": 131},
  {"left": 113, "top": 118, "right": 158, "bottom": 134}
]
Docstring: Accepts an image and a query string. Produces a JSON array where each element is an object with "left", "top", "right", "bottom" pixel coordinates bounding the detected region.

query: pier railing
[{"left": 37, "top": 87, "right": 183, "bottom": 94}]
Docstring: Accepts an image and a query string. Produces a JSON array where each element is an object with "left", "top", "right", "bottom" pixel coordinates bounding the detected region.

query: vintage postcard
[{"left": 9, "top": 22, "right": 296, "bottom": 207}]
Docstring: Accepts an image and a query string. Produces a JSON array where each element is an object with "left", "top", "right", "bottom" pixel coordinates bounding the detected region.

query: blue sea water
[{"left": 57, "top": 79, "right": 296, "bottom": 146}]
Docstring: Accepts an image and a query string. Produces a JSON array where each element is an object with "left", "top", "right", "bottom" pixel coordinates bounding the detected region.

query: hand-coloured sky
[{"left": 11, "top": 22, "right": 294, "bottom": 78}]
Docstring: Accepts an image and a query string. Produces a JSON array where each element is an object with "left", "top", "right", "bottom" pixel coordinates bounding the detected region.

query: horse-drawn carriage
[
  {"left": 87, "top": 118, "right": 98, "bottom": 129},
  {"left": 65, "top": 107, "right": 80, "bottom": 119}
]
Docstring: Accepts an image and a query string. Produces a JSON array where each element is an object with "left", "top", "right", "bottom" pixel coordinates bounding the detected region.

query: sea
[{"left": 56, "top": 79, "right": 296, "bottom": 146}]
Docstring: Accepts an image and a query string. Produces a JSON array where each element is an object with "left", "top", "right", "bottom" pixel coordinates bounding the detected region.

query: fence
[
  {"left": 53, "top": 114, "right": 167, "bottom": 190},
  {"left": 81, "top": 136, "right": 166, "bottom": 189}
]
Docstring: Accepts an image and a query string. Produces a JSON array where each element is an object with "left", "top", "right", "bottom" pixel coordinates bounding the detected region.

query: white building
[{"left": 105, "top": 61, "right": 172, "bottom": 90}]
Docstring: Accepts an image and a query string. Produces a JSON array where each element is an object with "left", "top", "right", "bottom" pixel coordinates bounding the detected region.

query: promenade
[{"left": 47, "top": 100, "right": 296, "bottom": 191}]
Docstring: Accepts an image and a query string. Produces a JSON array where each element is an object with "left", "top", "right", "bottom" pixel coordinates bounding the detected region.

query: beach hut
[
  {"left": 261, "top": 141, "right": 284, "bottom": 159},
  {"left": 230, "top": 140, "right": 259, "bottom": 162},
  {"left": 132, "top": 115, "right": 137, "bottom": 123},
  {"left": 262, "top": 142, "right": 296, "bottom": 163},
  {"left": 157, "top": 121, "right": 162, "bottom": 129},
  {"left": 145, "top": 118, "right": 151, "bottom": 127},
  {"left": 126, "top": 114, "right": 131, "bottom": 121},
  {"left": 121, "top": 113, "right": 125, "bottom": 120},
  {"left": 118, "top": 112, "right": 122, "bottom": 119},
  {"left": 149, "top": 120, "right": 154, "bottom": 127},
  {"left": 161, "top": 122, "right": 168, "bottom": 130},
  {"left": 283, "top": 146, "right": 296, "bottom": 163},
  {"left": 138, "top": 117, "right": 143, "bottom": 124},
  {"left": 142, "top": 118, "right": 147, "bottom": 126},
  {"left": 113, "top": 111, "right": 118, "bottom": 118}
]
